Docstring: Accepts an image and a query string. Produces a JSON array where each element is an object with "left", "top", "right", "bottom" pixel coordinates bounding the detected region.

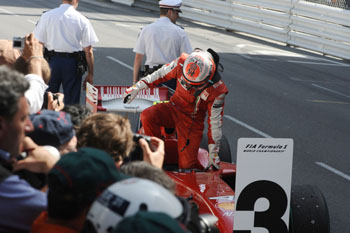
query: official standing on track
[
  {"left": 133, "top": 0, "right": 192, "bottom": 91},
  {"left": 34, "top": 0, "right": 98, "bottom": 105}
]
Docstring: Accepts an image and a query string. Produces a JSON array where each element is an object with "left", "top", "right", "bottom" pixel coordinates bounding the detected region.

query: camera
[
  {"left": 42, "top": 92, "right": 60, "bottom": 110},
  {"left": 133, "top": 133, "right": 151, "bottom": 144},
  {"left": 126, "top": 134, "right": 151, "bottom": 162},
  {"left": 13, "top": 37, "right": 25, "bottom": 49}
]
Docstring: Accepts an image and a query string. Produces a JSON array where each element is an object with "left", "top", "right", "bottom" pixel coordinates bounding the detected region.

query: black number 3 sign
[{"left": 234, "top": 180, "right": 289, "bottom": 233}]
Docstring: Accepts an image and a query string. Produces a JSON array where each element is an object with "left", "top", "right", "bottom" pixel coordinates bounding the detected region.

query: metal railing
[{"left": 112, "top": 0, "right": 350, "bottom": 60}]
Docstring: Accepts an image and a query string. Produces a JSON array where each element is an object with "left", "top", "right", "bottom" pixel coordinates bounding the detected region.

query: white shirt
[
  {"left": 24, "top": 74, "right": 48, "bottom": 114},
  {"left": 33, "top": 4, "right": 98, "bottom": 52},
  {"left": 133, "top": 17, "right": 192, "bottom": 67}
]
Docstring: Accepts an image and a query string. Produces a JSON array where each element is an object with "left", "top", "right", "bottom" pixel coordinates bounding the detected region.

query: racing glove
[
  {"left": 123, "top": 81, "right": 148, "bottom": 104},
  {"left": 207, "top": 144, "right": 220, "bottom": 170}
]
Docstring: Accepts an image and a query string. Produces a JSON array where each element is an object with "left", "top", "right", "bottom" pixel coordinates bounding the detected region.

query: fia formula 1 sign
[{"left": 233, "top": 138, "right": 293, "bottom": 233}]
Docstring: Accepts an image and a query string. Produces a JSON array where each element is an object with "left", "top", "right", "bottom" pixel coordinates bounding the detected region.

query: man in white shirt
[
  {"left": 34, "top": 0, "right": 98, "bottom": 104},
  {"left": 133, "top": 0, "right": 192, "bottom": 91}
]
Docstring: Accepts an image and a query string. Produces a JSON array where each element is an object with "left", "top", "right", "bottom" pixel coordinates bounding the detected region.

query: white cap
[{"left": 159, "top": 0, "right": 182, "bottom": 12}]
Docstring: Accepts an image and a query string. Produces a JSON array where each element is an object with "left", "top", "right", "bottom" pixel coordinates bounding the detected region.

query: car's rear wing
[{"left": 86, "top": 82, "right": 169, "bottom": 113}]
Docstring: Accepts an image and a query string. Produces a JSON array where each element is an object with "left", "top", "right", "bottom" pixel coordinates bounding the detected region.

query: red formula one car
[{"left": 86, "top": 84, "right": 330, "bottom": 233}]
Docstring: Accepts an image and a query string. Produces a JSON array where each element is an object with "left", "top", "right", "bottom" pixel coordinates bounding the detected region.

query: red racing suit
[{"left": 140, "top": 53, "right": 228, "bottom": 169}]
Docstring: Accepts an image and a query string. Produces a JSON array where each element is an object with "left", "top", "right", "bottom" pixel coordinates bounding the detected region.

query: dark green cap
[
  {"left": 48, "top": 147, "right": 127, "bottom": 206},
  {"left": 113, "top": 211, "right": 188, "bottom": 233}
]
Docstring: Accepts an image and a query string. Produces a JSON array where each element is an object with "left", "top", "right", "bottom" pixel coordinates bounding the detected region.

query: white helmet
[
  {"left": 84, "top": 178, "right": 183, "bottom": 233},
  {"left": 182, "top": 49, "right": 216, "bottom": 88}
]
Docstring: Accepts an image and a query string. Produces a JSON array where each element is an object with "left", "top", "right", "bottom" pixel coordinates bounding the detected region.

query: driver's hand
[
  {"left": 206, "top": 144, "right": 220, "bottom": 170},
  {"left": 123, "top": 81, "right": 147, "bottom": 104}
]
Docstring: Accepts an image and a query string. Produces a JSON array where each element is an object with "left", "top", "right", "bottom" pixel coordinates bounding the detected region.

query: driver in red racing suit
[{"left": 124, "top": 48, "right": 228, "bottom": 169}]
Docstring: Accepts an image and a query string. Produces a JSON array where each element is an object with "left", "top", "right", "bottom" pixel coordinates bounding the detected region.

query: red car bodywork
[{"left": 164, "top": 140, "right": 236, "bottom": 233}]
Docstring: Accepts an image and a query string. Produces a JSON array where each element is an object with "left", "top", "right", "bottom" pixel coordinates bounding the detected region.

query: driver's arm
[
  {"left": 141, "top": 55, "right": 184, "bottom": 87},
  {"left": 207, "top": 93, "right": 226, "bottom": 156}
]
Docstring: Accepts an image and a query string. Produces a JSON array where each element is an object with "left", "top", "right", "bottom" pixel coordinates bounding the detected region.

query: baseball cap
[
  {"left": 48, "top": 147, "right": 128, "bottom": 206},
  {"left": 112, "top": 211, "right": 188, "bottom": 233},
  {"left": 159, "top": 0, "right": 182, "bottom": 12},
  {"left": 28, "top": 110, "right": 74, "bottom": 147}
]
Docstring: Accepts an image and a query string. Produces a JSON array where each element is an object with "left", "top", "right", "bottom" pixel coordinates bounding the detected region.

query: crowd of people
[{"left": 0, "top": 0, "right": 228, "bottom": 232}]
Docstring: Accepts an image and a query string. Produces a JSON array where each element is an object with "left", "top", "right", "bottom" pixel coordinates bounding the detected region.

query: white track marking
[
  {"left": 27, "top": 19, "right": 37, "bottom": 24},
  {"left": 235, "top": 44, "right": 348, "bottom": 66},
  {"left": 0, "top": 8, "right": 16, "bottom": 15},
  {"left": 312, "top": 84, "right": 350, "bottom": 98},
  {"left": 290, "top": 77, "right": 349, "bottom": 85},
  {"left": 316, "top": 162, "right": 350, "bottom": 182},
  {"left": 308, "top": 100, "right": 350, "bottom": 105},
  {"left": 107, "top": 56, "right": 133, "bottom": 70},
  {"left": 287, "top": 60, "right": 349, "bottom": 66},
  {"left": 224, "top": 115, "right": 272, "bottom": 138}
]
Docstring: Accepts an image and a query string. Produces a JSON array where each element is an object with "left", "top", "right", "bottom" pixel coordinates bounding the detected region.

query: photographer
[
  {"left": 19, "top": 33, "right": 48, "bottom": 114},
  {"left": 76, "top": 112, "right": 164, "bottom": 169},
  {"left": 13, "top": 34, "right": 65, "bottom": 112}
]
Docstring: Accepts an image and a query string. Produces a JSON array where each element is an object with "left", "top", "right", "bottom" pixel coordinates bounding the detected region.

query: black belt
[
  {"left": 51, "top": 51, "right": 80, "bottom": 58},
  {"left": 145, "top": 64, "right": 163, "bottom": 73}
]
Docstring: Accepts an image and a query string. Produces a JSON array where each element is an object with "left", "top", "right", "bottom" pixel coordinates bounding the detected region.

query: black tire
[
  {"left": 289, "top": 185, "right": 330, "bottom": 233},
  {"left": 200, "top": 134, "right": 232, "bottom": 163}
]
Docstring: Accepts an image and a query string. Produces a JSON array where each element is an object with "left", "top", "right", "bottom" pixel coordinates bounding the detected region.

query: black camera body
[
  {"left": 133, "top": 134, "right": 151, "bottom": 144},
  {"left": 126, "top": 134, "right": 151, "bottom": 162},
  {"left": 42, "top": 92, "right": 60, "bottom": 110},
  {"left": 13, "top": 37, "right": 25, "bottom": 49}
]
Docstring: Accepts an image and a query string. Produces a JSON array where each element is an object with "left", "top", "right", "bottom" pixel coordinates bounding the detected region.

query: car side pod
[{"left": 289, "top": 185, "right": 330, "bottom": 233}]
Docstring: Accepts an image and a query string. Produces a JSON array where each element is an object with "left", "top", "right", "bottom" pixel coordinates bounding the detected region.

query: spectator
[
  {"left": 76, "top": 112, "right": 165, "bottom": 168},
  {"left": 82, "top": 177, "right": 184, "bottom": 233},
  {"left": 124, "top": 48, "right": 228, "bottom": 170},
  {"left": 62, "top": 104, "right": 91, "bottom": 130},
  {"left": 13, "top": 47, "right": 65, "bottom": 112},
  {"left": 0, "top": 39, "right": 21, "bottom": 66},
  {"left": 13, "top": 54, "right": 51, "bottom": 85},
  {"left": 120, "top": 161, "right": 175, "bottom": 193},
  {"left": 76, "top": 113, "right": 134, "bottom": 166},
  {"left": 0, "top": 66, "right": 59, "bottom": 233},
  {"left": 28, "top": 110, "right": 77, "bottom": 155},
  {"left": 21, "top": 33, "right": 48, "bottom": 114},
  {"left": 31, "top": 147, "right": 127, "bottom": 233},
  {"left": 132, "top": 0, "right": 192, "bottom": 91},
  {"left": 33, "top": 0, "right": 98, "bottom": 104}
]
